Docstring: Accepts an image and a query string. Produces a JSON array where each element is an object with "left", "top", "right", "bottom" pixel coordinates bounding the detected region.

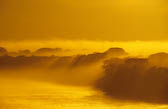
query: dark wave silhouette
[{"left": 95, "top": 53, "right": 168, "bottom": 104}]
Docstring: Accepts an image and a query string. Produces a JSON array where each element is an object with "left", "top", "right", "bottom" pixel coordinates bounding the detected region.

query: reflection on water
[{"left": 0, "top": 77, "right": 167, "bottom": 109}]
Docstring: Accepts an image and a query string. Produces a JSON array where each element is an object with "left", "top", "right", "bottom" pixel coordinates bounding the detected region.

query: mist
[{"left": 1, "top": 45, "right": 168, "bottom": 106}]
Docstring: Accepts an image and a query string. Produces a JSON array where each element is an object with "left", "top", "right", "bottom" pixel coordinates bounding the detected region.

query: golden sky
[{"left": 0, "top": 0, "right": 167, "bottom": 41}]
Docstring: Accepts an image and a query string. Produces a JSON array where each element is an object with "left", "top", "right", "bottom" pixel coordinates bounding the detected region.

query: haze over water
[{"left": 0, "top": 44, "right": 168, "bottom": 109}]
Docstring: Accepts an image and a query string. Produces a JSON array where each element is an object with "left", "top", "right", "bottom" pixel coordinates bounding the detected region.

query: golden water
[{"left": 0, "top": 77, "right": 167, "bottom": 109}]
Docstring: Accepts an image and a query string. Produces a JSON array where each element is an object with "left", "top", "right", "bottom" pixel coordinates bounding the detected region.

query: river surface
[{"left": 0, "top": 77, "right": 167, "bottom": 109}]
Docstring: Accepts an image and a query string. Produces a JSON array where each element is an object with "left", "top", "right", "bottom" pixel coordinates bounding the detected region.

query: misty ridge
[
  {"left": 1, "top": 47, "right": 168, "bottom": 104},
  {"left": 5, "top": 47, "right": 64, "bottom": 57},
  {"left": 0, "top": 47, "right": 127, "bottom": 69},
  {"left": 0, "top": 47, "right": 127, "bottom": 84}
]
